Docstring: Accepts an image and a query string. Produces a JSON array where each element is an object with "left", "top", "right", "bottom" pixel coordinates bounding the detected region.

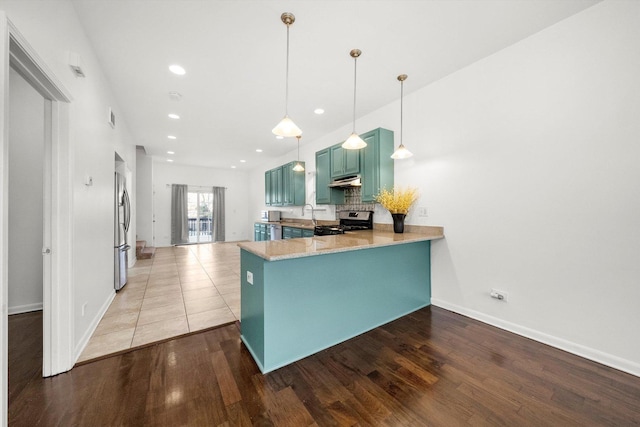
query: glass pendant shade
[
  {"left": 391, "top": 74, "right": 413, "bottom": 159},
  {"left": 272, "top": 115, "right": 302, "bottom": 137},
  {"left": 391, "top": 144, "right": 413, "bottom": 159},
  {"left": 343, "top": 132, "right": 367, "bottom": 150}
]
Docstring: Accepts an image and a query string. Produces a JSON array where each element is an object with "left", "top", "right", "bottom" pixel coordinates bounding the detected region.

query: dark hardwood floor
[{"left": 8, "top": 306, "right": 640, "bottom": 426}]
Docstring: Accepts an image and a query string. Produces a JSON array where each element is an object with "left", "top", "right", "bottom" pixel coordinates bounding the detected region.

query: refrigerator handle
[{"left": 123, "top": 187, "right": 131, "bottom": 232}]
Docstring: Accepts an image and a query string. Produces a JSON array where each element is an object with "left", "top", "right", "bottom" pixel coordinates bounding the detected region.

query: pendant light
[
  {"left": 342, "top": 49, "right": 367, "bottom": 150},
  {"left": 391, "top": 74, "right": 414, "bottom": 159},
  {"left": 272, "top": 13, "right": 302, "bottom": 137},
  {"left": 293, "top": 135, "right": 305, "bottom": 171}
]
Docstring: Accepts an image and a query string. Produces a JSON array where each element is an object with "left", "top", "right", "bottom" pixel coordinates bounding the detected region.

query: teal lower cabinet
[
  {"left": 254, "top": 223, "right": 271, "bottom": 241},
  {"left": 282, "top": 226, "right": 313, "bottom": 239},
  {"left": 282, "top": 226, "right": 302, "bottom": 239},
  {"left": 240, "top": 241, "right": 431, "bottom": 373}
]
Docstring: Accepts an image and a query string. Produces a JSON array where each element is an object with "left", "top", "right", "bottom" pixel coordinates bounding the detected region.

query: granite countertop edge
[{"left": 238, "top": 228, "right": 444, "bottom": 261}]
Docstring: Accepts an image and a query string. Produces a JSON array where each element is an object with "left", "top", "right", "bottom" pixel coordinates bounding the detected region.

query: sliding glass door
[{"left": 187, "top": 190, "right": 213, "bottom": 243}]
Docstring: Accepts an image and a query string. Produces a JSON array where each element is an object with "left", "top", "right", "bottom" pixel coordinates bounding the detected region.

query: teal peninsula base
[{"left": 240, "top": 239, "right": 432, "bottom": 373}]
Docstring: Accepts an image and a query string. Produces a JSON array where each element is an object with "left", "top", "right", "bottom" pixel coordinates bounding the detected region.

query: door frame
[{"left": 0, "top": 13, "right": 74, "bottom": 423}]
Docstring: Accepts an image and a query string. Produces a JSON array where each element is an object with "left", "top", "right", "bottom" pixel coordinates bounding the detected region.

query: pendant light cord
[
  {"left": 400, "top": 79, "right": 404, "bottom": 146},
  {"left": 285, "top": 24, "right": 290, "bottom": 116},
  {"left": 352, "top": 56, "right": 358, "bottom": 133}
]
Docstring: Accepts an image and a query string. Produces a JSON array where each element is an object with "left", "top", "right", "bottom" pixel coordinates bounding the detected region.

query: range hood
[{"left": 328, "top": 175, "right": 361, "bottom": 188}]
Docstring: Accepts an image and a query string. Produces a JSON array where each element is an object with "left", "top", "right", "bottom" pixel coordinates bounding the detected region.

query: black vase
[{"left": 391, "top": 213, "right": 406, "bottom": 233}]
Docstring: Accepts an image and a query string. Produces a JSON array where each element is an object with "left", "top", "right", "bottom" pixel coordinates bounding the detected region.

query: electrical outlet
[
  {"left": 247, "top": 271, "right": 254, "bottom": 285},
  {"left": 490, "top": 289, "right": 508, "bottom": 301},
  {"left": 418, "top": 206, "right": 428, "bottom": 217}
]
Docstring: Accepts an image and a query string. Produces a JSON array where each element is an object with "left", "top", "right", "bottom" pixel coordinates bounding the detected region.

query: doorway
[
  {"left": 188, "top": 189, "right": 213, "bottom": 244},
  {"left": 1, "top": 17, "right": 74, "bottom": 423},
  {"left": 7, "top": 65, "right": 46, "bottom": 389}
]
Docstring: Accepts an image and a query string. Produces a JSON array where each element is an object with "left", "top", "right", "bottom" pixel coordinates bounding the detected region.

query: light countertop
[
  {"left": 255, "top": 220, "right": 333, "bottom": 230},
  {"left": 238, "top": 227, "right": 444, "bottom": 261}
]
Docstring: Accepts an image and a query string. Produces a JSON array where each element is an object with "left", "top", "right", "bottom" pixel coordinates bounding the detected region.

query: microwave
[{"left": 261, "top": 210, "right": 281, "bottom": 222}]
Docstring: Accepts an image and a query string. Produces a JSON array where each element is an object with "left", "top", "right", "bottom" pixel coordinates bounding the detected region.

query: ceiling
[{"left": 71, "top": 0, "right": 600, "bottom": 170}]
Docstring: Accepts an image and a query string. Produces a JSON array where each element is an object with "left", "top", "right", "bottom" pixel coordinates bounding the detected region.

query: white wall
[
  {"left": 136, "top": 148, "right": 153, "bottom": 244},
  {"left": 0, "top": 0, "right": 138, "bottom": 358},
  {"left": 424, "top": 0, "right": 640, "bottom": 376},
  {"left": 248, "top": 1, "right": 640, "bottom": 376},
  {"left": 153, "top": 161, "right": 250, "bottom": 246},
  {"left": 8, "top": 67, "right": 44, "bottom": 314}
]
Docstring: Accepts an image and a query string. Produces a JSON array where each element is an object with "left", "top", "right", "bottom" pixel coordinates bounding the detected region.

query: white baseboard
[
  {"left": 73, "top": 291, "right": 116, "bottom": 362},
  {"left": 431, "top": 298, "right": 640, "bottom": 378},
  {"left": 8, "top": 302, "right": 43, "bottom": 315}
]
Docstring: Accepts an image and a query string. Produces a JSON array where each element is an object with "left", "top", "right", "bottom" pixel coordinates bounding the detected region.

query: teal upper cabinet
[
  {"left": 282, "top": 161, "right": 305, "bottom": 206},
  {"left": 315, "top": 127, "right": 393, "bottom": 205},
  {"left": 315, "top": 148, "right": 345, "bottom": 205},
  {"left": 330, "top": 144, "right": 360, "bottom": 179},
  {"left": 264, "top": 171, "right": 272, "bottom": 206},
  {"left": 360, "top": 128, "right": 394, "bottom": 202},
  {"left": 265, "top": 162, "right": 305, "bottom": 206},
  {"left": 271, "top": 167, "right": 283, "bottom": 206}
]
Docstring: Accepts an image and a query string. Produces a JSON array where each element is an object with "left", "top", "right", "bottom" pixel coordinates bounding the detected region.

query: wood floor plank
[{"left": 8, "top": 306, "right": 640, "bottom": 426}]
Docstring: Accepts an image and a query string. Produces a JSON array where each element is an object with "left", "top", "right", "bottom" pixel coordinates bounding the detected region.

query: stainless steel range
[{"left": 314, "top": 210, "right": 373, "bottom": 236}]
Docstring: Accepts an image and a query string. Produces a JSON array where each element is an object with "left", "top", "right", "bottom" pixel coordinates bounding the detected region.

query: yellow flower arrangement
[{"left": 374, "top": 186, "right": 419, "bottom": 215}]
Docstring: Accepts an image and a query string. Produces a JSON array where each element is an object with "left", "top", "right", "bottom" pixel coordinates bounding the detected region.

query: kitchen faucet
[{"left": 302, "top": 204, "right": 317, "bottom": 226}]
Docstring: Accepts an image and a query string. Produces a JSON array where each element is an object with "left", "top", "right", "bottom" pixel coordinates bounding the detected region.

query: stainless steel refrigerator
[{"left": 114, "top": 172, "right": 131, "bottom": 290}]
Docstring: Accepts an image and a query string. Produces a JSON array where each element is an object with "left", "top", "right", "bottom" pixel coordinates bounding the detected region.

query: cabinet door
[
  {"left": 360, "top": 131, "right": 379, "bottom": 202},
  {"left": 316, "top": 148, "right": 345, "bottom": 205},
  {"left": 282, "top": 164, "right": 293, "bottom": 205},
  {"left": 265, "top": 171, "right": 272, "bottom": 206},
  {"left": 316, "top": 149, "right": 331, "bottom": 204},
  {"left": 331, "top": 144, "right": 360, "bottom": 178},
  {"left": 361, "top": 128, "right": 394, "bottom": 202},
  {"left": 270, "top": 167, "right": 283, "bottom": 206},
  {"left": 330, "top": 145, "right": 345, "bottom": 178},
  {"left": 282, "top": 227, "right": 292, "bottom": 239},
  {"left": 282, "top": 162, "right": 306, "bottom": 206},
  {"left": 344, "top": 147, "right": 360, "bottom": 175},
  {"left": 291, "top": 162, "right": 305, "bottom": 206},
  {"left": 302, "top": 229, "right": 314, "bottom": 238}
]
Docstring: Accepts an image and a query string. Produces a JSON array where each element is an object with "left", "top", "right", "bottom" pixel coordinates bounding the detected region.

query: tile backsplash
[{"left": 336, "top": 187, "right": 376, "bottom": 215}]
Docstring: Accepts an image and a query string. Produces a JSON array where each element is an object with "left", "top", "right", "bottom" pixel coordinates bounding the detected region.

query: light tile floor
[{"left": 78, "top": 243, "right": 241, "bottom": 362}]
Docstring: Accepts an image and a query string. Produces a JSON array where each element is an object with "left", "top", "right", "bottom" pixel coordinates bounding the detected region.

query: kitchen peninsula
[{"left": 238, "top": 227, "right": 444, "bottom": 373}]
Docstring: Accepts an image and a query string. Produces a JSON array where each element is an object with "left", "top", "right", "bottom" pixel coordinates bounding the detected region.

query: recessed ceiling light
[
  {"left": 231, "top": 165, "right": 236, "bottom": 169},
  {"left": 168, "top": 113, "right": 180, "bottom": 119},
  {"left": 256, "top": 149, "right": 263, "bottom": 153},
  {"left": 167, "top": 159, "right": 174, "bottom": 162},
  {"left": 167, "top": 151, "right": 175, "bottom": 155},
  {"left": 314, "top": 108, "right": 325, "bottom": 115},
  {"left": 169, "top": 64, "right": 186, "bottom": 75},
  {"left": 276, "top": 135, "right": 284, "bottom": 140},
  {"left": 240, "top": 160, "right": 246, "bottom": 163},
  {"left": 167, "top": 135, "right": 177, "bottom": 139}
]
